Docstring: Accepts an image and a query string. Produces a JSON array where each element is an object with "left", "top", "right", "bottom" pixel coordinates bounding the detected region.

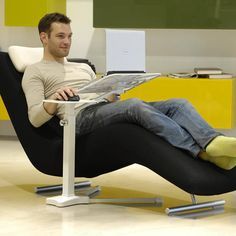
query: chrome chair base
[{"left": 166, "top": 194, "right": 225, "bottom": 217}]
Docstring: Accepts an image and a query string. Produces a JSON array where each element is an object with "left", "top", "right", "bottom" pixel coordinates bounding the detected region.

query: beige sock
[
  {"left": 206, "top": 136, "right": 236, "bottom": 158},
  {"left": 199, "top": 152, "right": 236, "bottom": 170}
]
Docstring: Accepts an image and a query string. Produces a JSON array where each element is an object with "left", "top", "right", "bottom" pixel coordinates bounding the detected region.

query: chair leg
[
  {"left": 35, "top": 180, "right": 92, "bottom": 194},
  {"left": 165, "top": 194, "right": 225, "bottom": 216},
  {"left": 90, "top": 197, "right": 163, "bottom": 205}
]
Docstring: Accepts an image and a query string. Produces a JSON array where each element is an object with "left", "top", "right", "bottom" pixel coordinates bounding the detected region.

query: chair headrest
[{"left": 8, "top": 46, "right": 43, "bottom": 73}]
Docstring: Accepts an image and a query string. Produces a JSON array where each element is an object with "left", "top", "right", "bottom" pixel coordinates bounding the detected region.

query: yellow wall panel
[
  {"left": 5, "top": 0, "right": 66, "bottom": 26},
  {"left": 121, "top": 77, "right": 236, "bottom": 129}
]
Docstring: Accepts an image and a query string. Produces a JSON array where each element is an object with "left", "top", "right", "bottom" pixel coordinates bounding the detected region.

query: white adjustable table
[
  {"left": 43, "top": 98, "right": 162, "bottom": 207},
  {"left": 43, "top": 99, "right": 97, "bottom": 207}
]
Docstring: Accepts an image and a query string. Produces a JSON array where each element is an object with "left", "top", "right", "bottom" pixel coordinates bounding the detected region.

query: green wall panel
[
  {"left": 93, "top": 0, "right": 236, "bottom": 29},
  {"left": 5, "top": 0, "right": 66, "bottom": 26}
]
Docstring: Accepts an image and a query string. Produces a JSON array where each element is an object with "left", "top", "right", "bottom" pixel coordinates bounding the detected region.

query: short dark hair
[{"left": 38, "top": 12, "right": 71, "bottom": 35}]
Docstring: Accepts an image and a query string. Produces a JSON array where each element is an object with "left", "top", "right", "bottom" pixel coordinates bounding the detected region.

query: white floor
[{"left": 0, "top": 136, "right": 236, "bottom": 236}]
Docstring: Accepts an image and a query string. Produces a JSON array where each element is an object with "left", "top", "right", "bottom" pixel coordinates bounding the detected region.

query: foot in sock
[
  {"left": 199, "top": 152, "right": 236, "bottom": 170},
  {"left": 206, "top": 135, "right": 236, "bottom": 158}
]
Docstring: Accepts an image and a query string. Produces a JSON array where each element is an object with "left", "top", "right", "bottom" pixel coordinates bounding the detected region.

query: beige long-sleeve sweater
[{"left": 22, "top": 60, "right": 98, "bottom": 127}]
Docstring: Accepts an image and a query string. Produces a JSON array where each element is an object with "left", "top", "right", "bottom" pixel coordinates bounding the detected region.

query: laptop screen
[{"left": 105, "top": 29, "right": 146, "bottom": 74}]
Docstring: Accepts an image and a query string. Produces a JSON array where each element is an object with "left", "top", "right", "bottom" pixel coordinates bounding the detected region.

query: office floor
[{"left": 0, "top": 137, "right": 236, "bottom": 236}]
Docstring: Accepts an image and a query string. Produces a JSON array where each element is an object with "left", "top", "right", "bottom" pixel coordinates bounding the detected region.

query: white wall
[
  {"left": 1, "top": 0, "right": 236, "bottom": 75},
  {"left": 66, "top": 0, "right": 105, "bottom": 72}
]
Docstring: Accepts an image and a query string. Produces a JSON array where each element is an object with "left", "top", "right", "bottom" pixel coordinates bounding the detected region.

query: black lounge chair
[{"left": 0, "top": 51, "right": 236, "bottom": 215}]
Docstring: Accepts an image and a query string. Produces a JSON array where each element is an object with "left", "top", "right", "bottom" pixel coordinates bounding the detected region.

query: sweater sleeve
[{"left": 22, "top": 65, "right": 53, "bottom": 127}]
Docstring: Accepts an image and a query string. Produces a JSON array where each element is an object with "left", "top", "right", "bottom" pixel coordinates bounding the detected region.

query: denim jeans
[{"left": 76, "top": 98, "right": 221, "bottom": 157}]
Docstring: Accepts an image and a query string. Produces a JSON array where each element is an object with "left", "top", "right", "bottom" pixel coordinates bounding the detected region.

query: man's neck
[
  {"left": 43, "top": 54, "right": 64, "bottom": 64},
  {"left": 43, "top": 49, "right": 65, "bottom": 63}
]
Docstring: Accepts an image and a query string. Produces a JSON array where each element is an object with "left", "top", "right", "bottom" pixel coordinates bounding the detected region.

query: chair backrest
[
  {"left": 8, "top": 46, "right": 44, "bottom": 72},
  {"left": 0, "top": 51, "right": 63, "bottom": 175},
  {"left": 0, "top": 47, "right": 95, "bottom": 177},
  {"left": 0, "top": 47, "right": 97, "bottom": 176}
]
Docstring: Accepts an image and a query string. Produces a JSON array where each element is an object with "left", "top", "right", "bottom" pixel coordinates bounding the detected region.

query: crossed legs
[{"left": 76, "top": 98, "right": 236, "bottom": 170}]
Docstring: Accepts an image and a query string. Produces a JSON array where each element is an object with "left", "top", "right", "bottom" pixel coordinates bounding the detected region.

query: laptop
[{"left": 105, "top": 29, "right": 146, "bottom": 75}]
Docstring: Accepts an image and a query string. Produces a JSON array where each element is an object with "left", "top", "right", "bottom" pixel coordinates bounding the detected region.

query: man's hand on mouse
[
  {"left": 52, "top": 87, "right": 78, "bottom": 101},
  {"left": 43, "top": 87, "right": 79, "bottom": 116}
]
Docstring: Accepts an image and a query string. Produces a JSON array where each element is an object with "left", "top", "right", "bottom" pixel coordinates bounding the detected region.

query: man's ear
[{"left": 39, "top": 32, "right": 48, "bottom": 44}]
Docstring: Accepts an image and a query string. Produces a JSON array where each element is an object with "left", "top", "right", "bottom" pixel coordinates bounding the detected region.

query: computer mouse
[{"left": 67, "top": 95, "right": 80, "bottom": 101}]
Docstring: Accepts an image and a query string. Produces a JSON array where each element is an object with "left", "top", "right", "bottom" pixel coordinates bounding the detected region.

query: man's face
[{"left": 41, "top": 22, "right": 72, "bottom": 59}]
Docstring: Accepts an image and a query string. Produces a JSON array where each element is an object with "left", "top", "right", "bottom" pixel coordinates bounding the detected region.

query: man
[{"left": 22, "top": 12, "right": 236, "bottom": 170}]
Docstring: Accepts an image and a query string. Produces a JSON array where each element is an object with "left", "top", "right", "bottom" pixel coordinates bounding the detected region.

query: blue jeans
[{"left": 76, "top": 98, "right": 221, "bottom": 157}]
